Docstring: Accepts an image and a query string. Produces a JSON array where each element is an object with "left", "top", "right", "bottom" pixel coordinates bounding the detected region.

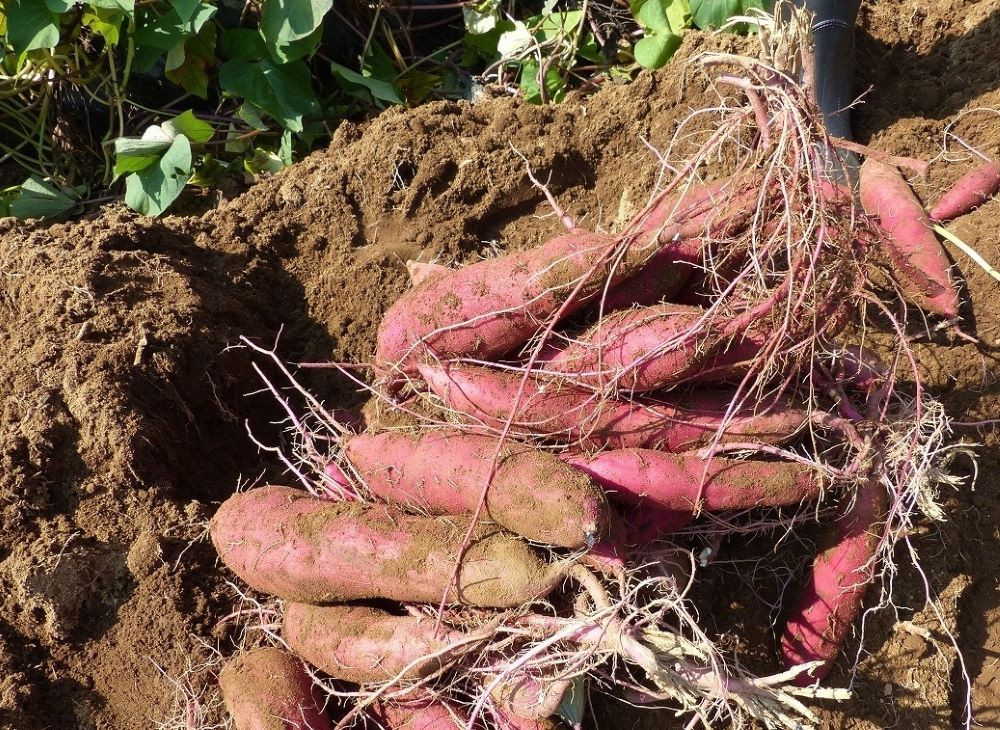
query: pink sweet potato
[
  {"left": 780, "top": 476, "right": 887, "bottom": 685},
  {"left": 375, "top": 231, "right": 621, "bottom": 381},
  {"left": 218, "top": 647, "right": 330, "bottom": 730},
  {"left": 490, "top": 673, "right": 571, "bottom": 721},
  {"left": 419, "top": 362, "right": 809, "bottom": 451},
  {"left": 542, "top": 303, "right": 717, "bottom": 392},
  {"left": 343, "top": 429, "right": 609, "bottom": 549},
  {"left": 598, "top": 238, "right": 704, "bottom": 311},
  {"left": 859, "top": 158, "right": 960, "bottom": 319},
  {"left": 376, "top": 179, "right": 761, "bottom": 383},
  {"left": 283, "top": 603, "right": 469, "bottom": 684},
  {"left": 373, "top": 699, "right": 464, "bottom": 730},
  {"left": 929, "top": 160, "right": 1000, "bottom": 222},
  {"left": 211, "top": 486, "right": 560, "bottom": 608},
  {"left": 563, "top": 449, "right": 821, "bottom": 513}
]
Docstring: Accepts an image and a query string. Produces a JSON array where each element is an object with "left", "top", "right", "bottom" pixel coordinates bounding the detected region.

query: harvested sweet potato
[
  {"left": 218, "top": 648, "right": 330, "bottom": 730},
  {"left": 211, "top": 486, "right": 561, "bottom": 608}
]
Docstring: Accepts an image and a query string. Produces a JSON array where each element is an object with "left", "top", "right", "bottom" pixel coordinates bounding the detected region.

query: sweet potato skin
[
  {"left": 344, "top": 430, "right": 609, "bottom": 549},
  {"left": 373, "top": 700, "right": 464, "bottom": 730},
  {"left": 563, "top": 449, "right": 820, "bottom": 512},
  {"left": 544, "top": 303, "right": 714, "bottom": 392},
  {"left": 780, "top": 477, "right": 887, "bottom": 685},
  {"left": 859, "top": 158, "right": 960, "bottom": 319},
  {"left": 218, "top": 648, "right": 330, "bottom": 730},
  {"left": 375, "top": 231, "right": 620, "bottom": 380},
  {"left": 929, "top": 160, "right": 1000, "bottom": 222},
  {"left": 419, "top": 362, "right": 809, "bottom": 451},
  {"left": 283, "top": 603, "right": 467, "bottom": 684},
  {"left": 211, "top": 486, "right": 560, "bottom": 608},
  {"left": 599, "top": 239, "right": 703, "bottom": 311}
]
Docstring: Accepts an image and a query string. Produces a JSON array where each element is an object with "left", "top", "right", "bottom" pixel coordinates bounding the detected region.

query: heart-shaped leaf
[{"left": 124, "top": 135, "right": 193, "bottom": 216}]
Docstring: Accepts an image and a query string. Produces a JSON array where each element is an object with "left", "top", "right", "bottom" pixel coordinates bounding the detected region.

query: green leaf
[
  {"left": 113, "top": 137, "right": 172, "bottom": 176},
  {"left": 634, "top": 31, "right": 682, "bottom": 68},
  {"left": 463, "top": 0, "right": 501, "bottom": 34},
  {"left": 219, "top": 58, "right": 321, "bottom": 133},
  {"left": 169, "top": 0, "right": 200, "bottom": 23},
  {"left": 461, "top": 19, "right": 513, "bottom": 64},
  {"left": 133, "top": 3, "right": 216, "bottom": 72},
  {"left": 556, "top": 677, "right": 587, "bottom": 729},
  {"left": 259, "top": 0, "right": 332, "bottom": 62},
  {"left": 6, "top": 0, "right": 60, "bottom": 54},
  {"left": 164, "top": 20, "right": 216, "bottom": 98},
  {"left": 124, "top": 135, "right": 192, "bottom": 216},
  {"left": 519, "top": 58, "right": 565, "bottom": 104},
  {"left": 44, "top": 0, "right": 75, "bottom": 13},
  {"left": 10, "top": 176, "right": 80, "bottom": 220},
  {"left": 235, "top": 101, "right": 269, "bottom": 131},
  {"left": 162, "top": 110, "right": 214, "bottom": 143},
  {"left": 279, "top": 129, "right": 293, "bottom": 165},
  {"left": 245, "top": 147, "right": 285, "bottom": 176},
  {"left": 690, "top": 0, "right": 762, "bottom": 30},
  {"left": 535, "top": 10, "right": 583, "bottom": 41},
  {"left": 330, "top": 62, "right": 403, "bottom": 106},
  {"left": 82, "top": 4, "right": 125, "bottom": 44},
  {"left": 88, "top": 0, "right": 135, "bottom": 15},
  {"left": 220, "top": 27, "right": 267, "bottom": 60},
  {"left": 635, "top": 0, "right": 689, "bottom": 33}
]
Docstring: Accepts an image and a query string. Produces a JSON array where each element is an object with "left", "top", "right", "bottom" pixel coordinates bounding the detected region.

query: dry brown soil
[{"left": 1, "top": 1, "right": 998, "bottom": 728}]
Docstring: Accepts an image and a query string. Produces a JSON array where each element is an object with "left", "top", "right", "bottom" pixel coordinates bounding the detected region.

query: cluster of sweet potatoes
[{"left": 206, "top": 46, "right": 978, "bottom": 730}]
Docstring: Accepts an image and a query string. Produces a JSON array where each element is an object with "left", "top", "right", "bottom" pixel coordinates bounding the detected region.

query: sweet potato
[
  {"left": 859, "top": 158, "right": 960, "bottom": 319},
  {"left": 780, "top": 476, "right": 887, "bottom": 685},
  {"left": 375, "top": 231, "right": 622, "bottom": 381},
  {"left": 373, "top": 699, "right": 464, "bottom": 730},
  {"left": 218, "top": 648, "right": 330, "bottom": 730},
  {"left": 283, "top": 603, "right": 472, "bottom": 685},
  {"left": 211, "top": 486, "right": 560, "bottom": 608},
  {"left": 419, "top": 362, "right": 809, "bottom": 451},
  {"left": 490, "top": 673, "right": 571, "bottom": 721},
  {"left": 599, "top": 239, "right": 703, "bottom": 311},
  {"left": 563, "top": 449, "right": 821, "bottom": 512},
  {"left": 343, "top": 429, "right": 609, "bottom": 549},
  {"left": 376, "top": 178, "right": 761, "bottom": 384},
  {"left": 543, "top": 303, "right": 716, "bottom": 392},
  {"left": 929, "top": 160, "right": 1000, "bottom": 222}
]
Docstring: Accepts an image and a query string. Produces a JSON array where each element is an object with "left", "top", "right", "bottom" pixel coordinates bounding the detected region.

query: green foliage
[
  {"left": 114, "top": 111, "right": 213, "bottom": 216},
  {"left": 632, "top": 0, "right": 690, "bottom": 69},
  {"left": 10, "top": 176, "right": 84, "bottom": 220},
  {"left": 690, "top": 0, "right": 767, "bottom": 30},
  {"left": 0, "top": 0, "right": 767, "bottom": 220},
  {"left": 259, "top": 0, "right": 331, "bottom": 61}
]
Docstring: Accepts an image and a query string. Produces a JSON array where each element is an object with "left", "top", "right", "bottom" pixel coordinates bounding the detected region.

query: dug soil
[{"left": 1, "top": 1, "right": 998, "bottom": 728}]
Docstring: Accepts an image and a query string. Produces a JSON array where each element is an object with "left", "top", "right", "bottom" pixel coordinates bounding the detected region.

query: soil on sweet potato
[{"left": 1, "top": 1, "right": 999, "bottom": 728}]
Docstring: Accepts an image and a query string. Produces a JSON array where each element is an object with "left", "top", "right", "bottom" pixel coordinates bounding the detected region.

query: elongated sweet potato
[
  {"left": 929, "top": 160, "right": 1000, "bottom": 222},
  {"left": 563, "top": 449, "right": 821, "bottom": 512},
  {"left": 283, "top": 603, "right": 470, "bottom": 684},
  {"left": 376, "top": 231, "right": 621, "bottom": 382},
  {"left": 780, "top": 476, "right": 887, "bottom": 685},
  {"left": 377, "top": 178, "right": 760, "bottom": 384},
  {"left": 599, "top": 239, "right": 704, "bottom": 311},
  {"left": 219, "top": 648, "right": 330, "bottom": 730},
  {"left": 543, "top": 303, "right": 717, "bottom": 392},
  {"left": 344, "top": 429, "right": 609, "bottom": 549},
  {"left": 490, "top": 673, "right": 571, "bottom": 721},
  {"left": 859, "top": 158, "right": 960, "bottom": 319},
  {"left": 419, "top": 362, "right": 809, "bottom": 451},
  {"left": 211, "top": 486, "right": 560, "bottom": 608},
  {"left": 373, "top": 699, "right": 464, "bottom": 730}
]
